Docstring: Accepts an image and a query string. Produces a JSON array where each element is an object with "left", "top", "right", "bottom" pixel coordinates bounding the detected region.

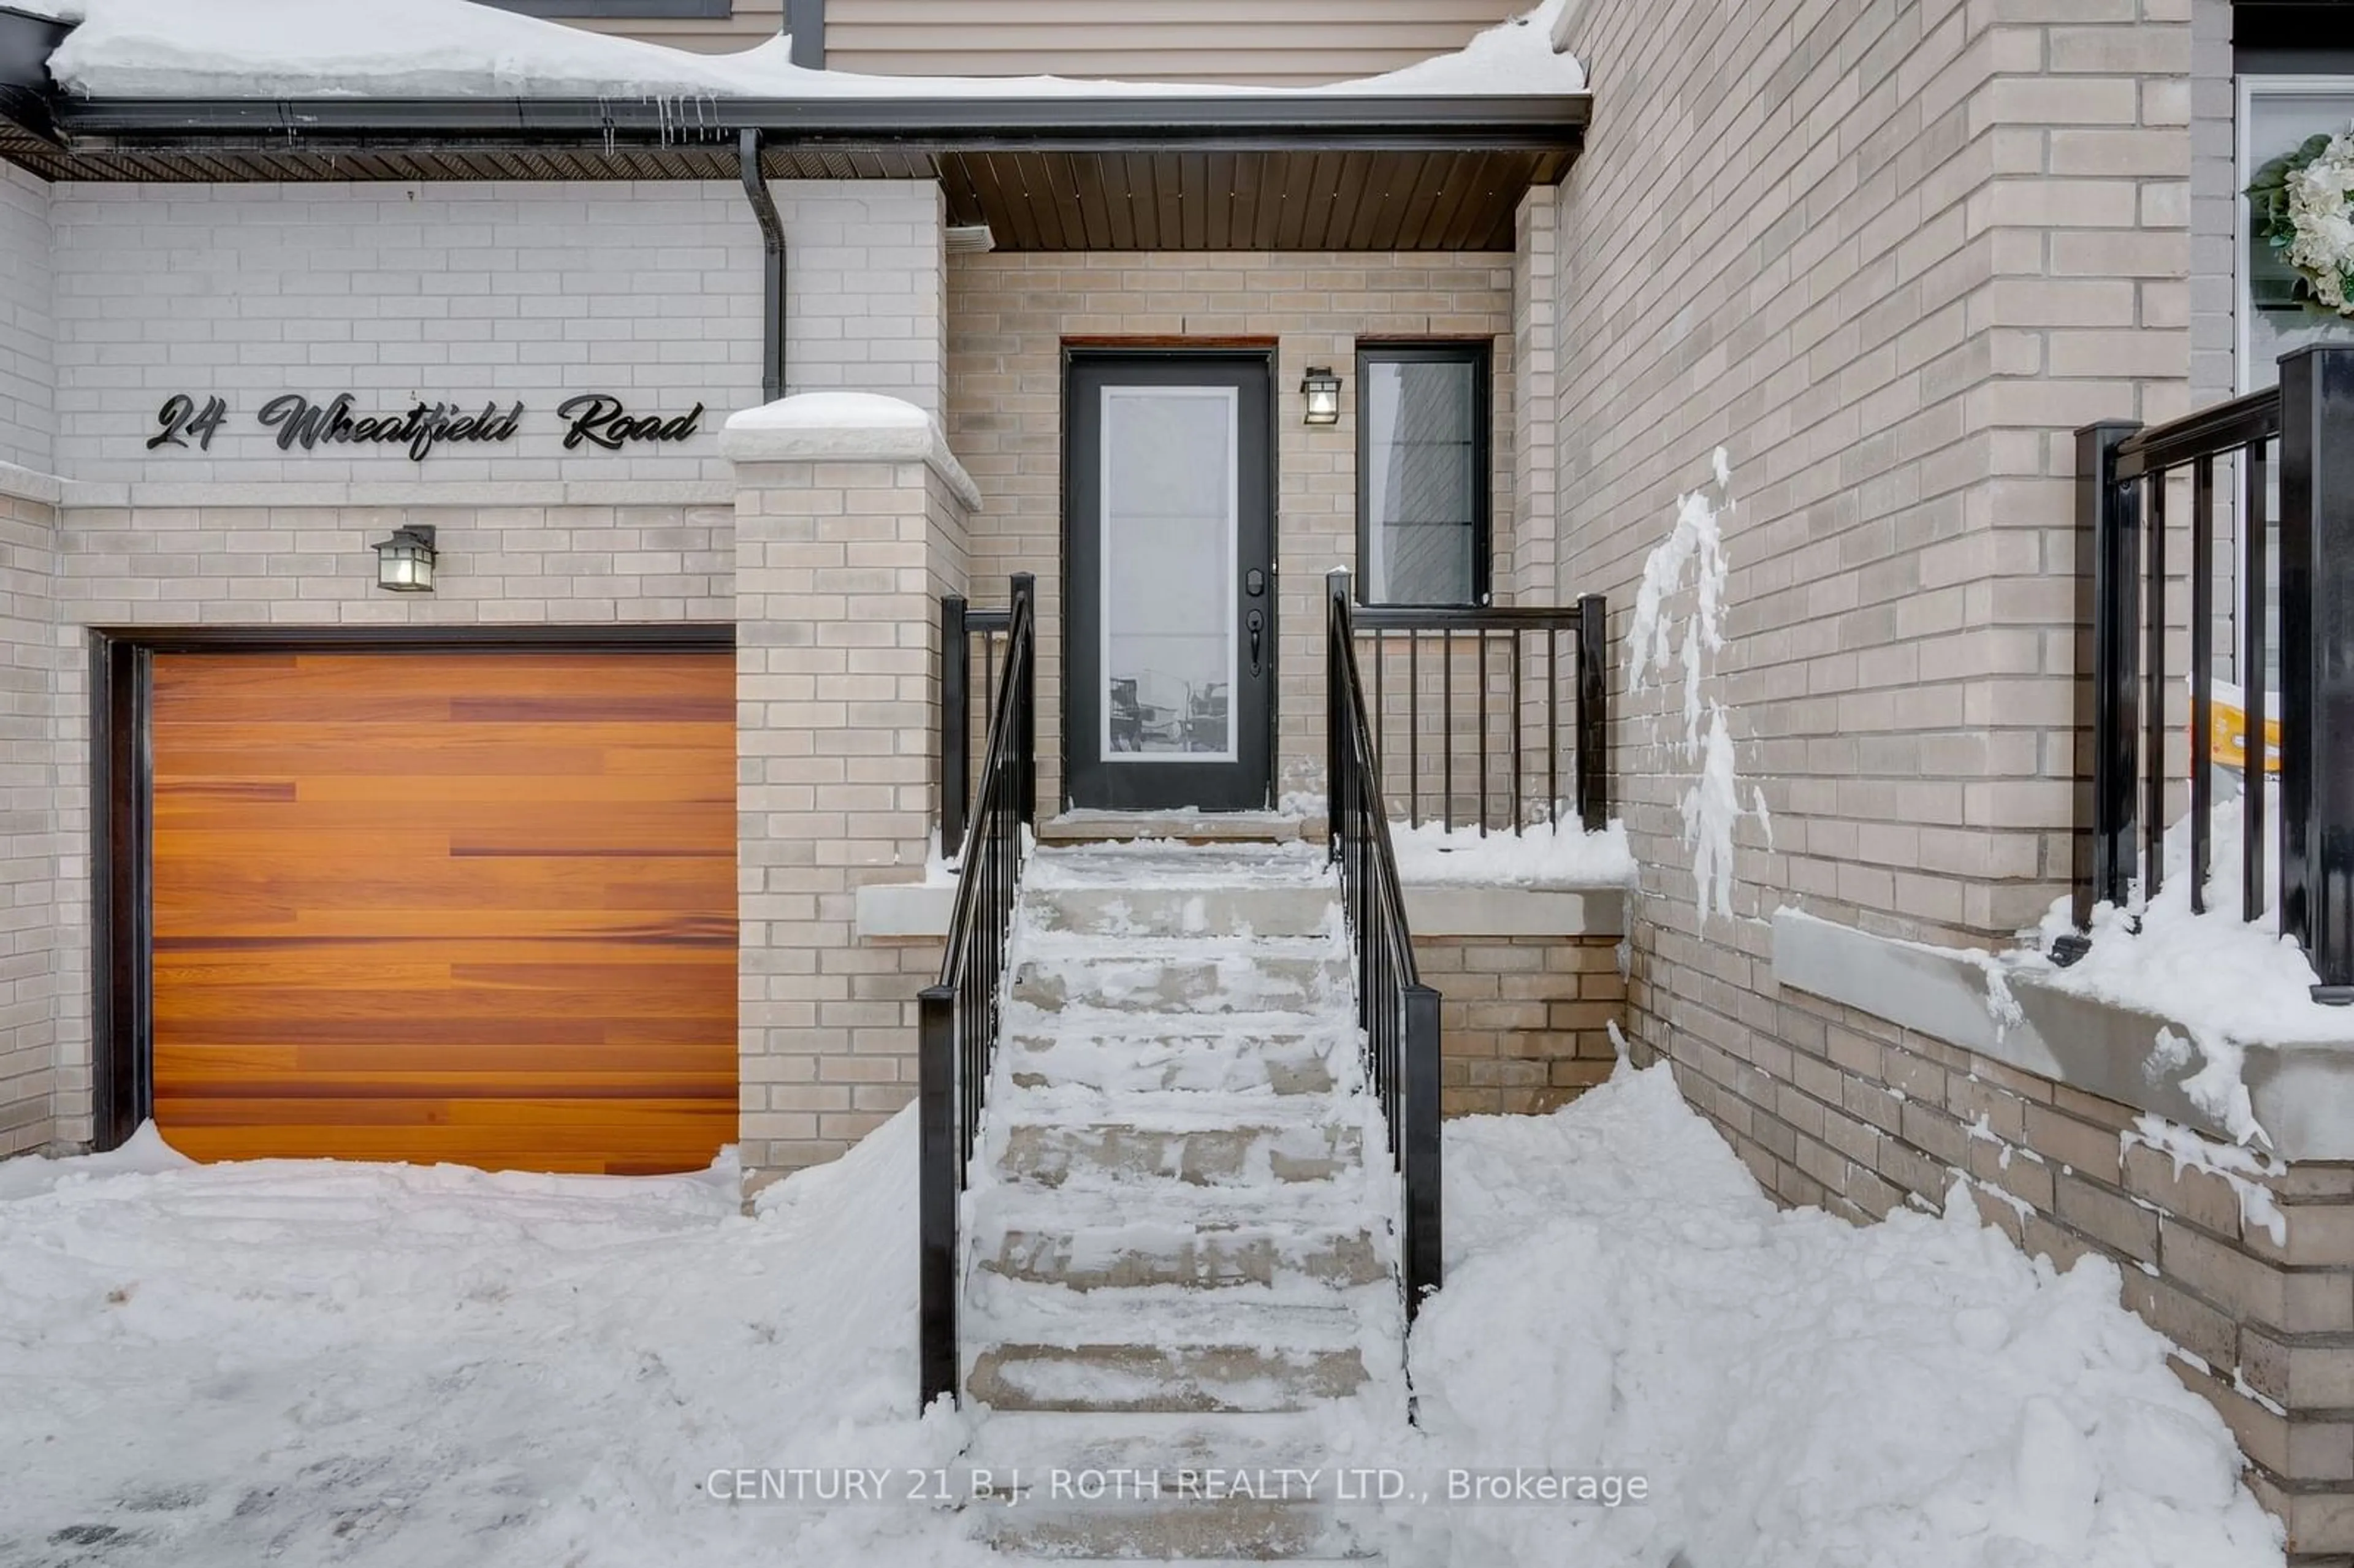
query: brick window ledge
[{"left": 1773, "top": 907, "right": 2354, "bottom": 1163}]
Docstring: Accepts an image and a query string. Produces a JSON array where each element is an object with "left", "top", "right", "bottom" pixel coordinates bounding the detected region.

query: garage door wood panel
[{"left": 149, "top": 650, "right": 737, "bottom": 1174}]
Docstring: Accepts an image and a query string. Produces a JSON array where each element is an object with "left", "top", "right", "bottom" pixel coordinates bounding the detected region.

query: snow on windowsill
[{"left": 46, "top": 0, "right": 1587, "bottom": 102}]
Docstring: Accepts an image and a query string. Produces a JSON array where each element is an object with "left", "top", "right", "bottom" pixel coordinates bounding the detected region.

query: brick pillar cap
[{"left": 722, "top": 392, "right": 979, "bottom": 512}]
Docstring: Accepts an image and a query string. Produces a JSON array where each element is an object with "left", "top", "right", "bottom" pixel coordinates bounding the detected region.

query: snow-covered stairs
[{"left": 960, "top": 840, "right": 1403, "bottom": 1561}]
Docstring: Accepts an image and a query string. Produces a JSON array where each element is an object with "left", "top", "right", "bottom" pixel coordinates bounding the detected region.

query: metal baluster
[
  {"left": 1407, "top": 631, "right": 1420, "bottom": 828},
  {"left": 2146, "top": 471, "right": 2168, "bottom": 902},
  {"left": 1510, "top": 630, "right": 1524, "bottom": 831},
  {"left": 1547, "top": 626, "right": 1560, "bottom": 824},
  {"left": 1476, "top": 630, "right": 1490, "bottom": 835},
  {"left": 2192, "top": 455, "right": 2214, "bottom": 913},
  {"left": 1442, "top": 630, "right": 1454, "bottom": 833},
  {"left": 2245, "top": 441, "right": 2269, "bottom": 922}
]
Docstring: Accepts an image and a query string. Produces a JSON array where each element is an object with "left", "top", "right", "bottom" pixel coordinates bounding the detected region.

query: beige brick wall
[
  {"left": 1639, "top": 990, "right": 2354, "bottom": 1558},
  {"left": 947, "top": 251, "right": 1516, "bottom": 814},
  {"left": 1557, "top": 0, "right": 2191, "bottom": 953},
  {"left": 1415, "top": 933, "right": 1621, "bottom": 1117},
  {"left": 0, "top": 481, "right": 57, "bottom": 1157},
  {"left": 45, "top": 497, "right": 734, "bottom": 1146},
  {"left": 732, "top": 450, "right": 967, "bottom": 1182},
  {"left": 1550, "top": 0, "right": 2196, "bottom": 1216},
  {"left": 1534, "top": 0, "right": 2334, "bottom": 1540}
]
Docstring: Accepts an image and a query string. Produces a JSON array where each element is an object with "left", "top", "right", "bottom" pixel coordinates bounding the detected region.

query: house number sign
[{"left": 147, "top": 391, "right": 706, "bottom": 462}]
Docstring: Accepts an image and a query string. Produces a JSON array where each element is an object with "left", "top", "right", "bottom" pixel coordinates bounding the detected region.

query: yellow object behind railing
[{"left": 2204, "top": 679, "right": 2282, "bottom": 774}]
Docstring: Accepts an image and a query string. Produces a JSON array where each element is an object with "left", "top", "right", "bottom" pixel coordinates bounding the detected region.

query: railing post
[
  {"left": 1574, "top": 592, "right": 1609, "bottom": 831},
  {"left": 940, "top": 594, "right": 969, "bottom": 861},
  {"left": 1401, "top": 982, "right": 1443, "bottom": 1319},
  {"left": 1009, "top": 573, "right": 1037, "bottom": 828},
  {"left": 2276, "top": 346, "right": 2354, "bottom": 1002},
  {"left": 1327, "top": 569, "right": 1351, "bottom": 862},
  {"left": 916, "top": 984, "right": 959, "bottom": 1407},
  {"left": 2059, "top": 419, "right": 2143, "bottom": 964}
]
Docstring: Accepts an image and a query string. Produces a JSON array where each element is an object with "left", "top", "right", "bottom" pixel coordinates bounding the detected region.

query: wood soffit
[{"left": 0, "top": 91, "right": 1585, "bottom": 251}]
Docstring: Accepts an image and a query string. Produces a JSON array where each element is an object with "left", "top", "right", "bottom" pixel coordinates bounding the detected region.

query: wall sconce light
[
  {"left": 1300, "top": 367, "right": 1343, "bottom": 426},
  {"left": 373, "top": 524, "right": 438, "bottom": 592}
]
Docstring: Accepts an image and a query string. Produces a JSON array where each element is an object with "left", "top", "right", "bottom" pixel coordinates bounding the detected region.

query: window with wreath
[
  {"left": 1355, "top": 343, "right": 1492, "bottom": 607},
  {"left": 2239, "top": 74, "right": 2354, "bottom": 390}
]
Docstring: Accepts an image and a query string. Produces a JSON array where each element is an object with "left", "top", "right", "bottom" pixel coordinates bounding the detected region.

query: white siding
[
  {"left": 44, "top": 179, "right": 942, "bottom": 487},
  {"left": 823, "top": 0, "right": 1525, "bottom": 85},
  {"left": 0, "top": 165, "right": 53, "bottom": 474},
  {"left": 547, "top": 0, "right": 787, "bottom": 54}
]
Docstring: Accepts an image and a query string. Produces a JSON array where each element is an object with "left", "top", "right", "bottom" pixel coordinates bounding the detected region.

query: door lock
[{"left": 1245, "top": 568, "right": 1267, "bottom": 598}]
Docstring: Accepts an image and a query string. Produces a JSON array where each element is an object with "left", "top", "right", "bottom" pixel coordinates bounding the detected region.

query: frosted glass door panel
[{"left": 1100, "top": 387, "right": 1237, "bottom": 763}]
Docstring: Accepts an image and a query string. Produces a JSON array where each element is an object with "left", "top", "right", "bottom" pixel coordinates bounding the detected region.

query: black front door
[{"left": 1065, "top": 352, "right": 1276, "bottom": 812}]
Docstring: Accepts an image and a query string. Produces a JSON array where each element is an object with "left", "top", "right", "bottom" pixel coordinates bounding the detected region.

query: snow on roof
[
  {"left": 46, "top": 0, "right": 1586, "bottom": 102},
  {"left": 2, "top": 1, "right": 83, "bottom": 23}
]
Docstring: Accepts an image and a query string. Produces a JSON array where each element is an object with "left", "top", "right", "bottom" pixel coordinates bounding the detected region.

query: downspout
[{"left": 738, "top": 127, "right": 787, "bottom": 404}]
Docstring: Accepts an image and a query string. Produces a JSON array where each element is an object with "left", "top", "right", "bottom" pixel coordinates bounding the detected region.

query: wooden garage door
[{"left": 149, "top": 650, "right": 737, "bottom": 1174}]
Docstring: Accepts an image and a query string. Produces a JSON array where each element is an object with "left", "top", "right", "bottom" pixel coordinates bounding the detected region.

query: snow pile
[
  {"left": 2024, "top": 788, "right": 2354, "bottom": 1144},
  {"left": 0, "top": 1119, "right": 189, "bottom": 1201},
  {"left": 1397, "top": 1066, "right": 2285, "bottom": 1568},
  {"left": 1625, "top": 449, "right": 1766, "bottom": 923},
  {"left": 1390, "top": 818, "right": 1635, "bottom": 888},
  {"left": 0, "top": 1114, "right": 989, "bottom": 1568},
  {"left": 0, "top": 1066, "right": 2288, "bottom": 1567},
  {"left": 47, "top": 0, "right": 1588, "bottom": 101}
]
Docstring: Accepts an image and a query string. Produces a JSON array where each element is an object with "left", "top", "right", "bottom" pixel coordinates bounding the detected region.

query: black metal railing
[
  {"left": 1327, "top": 569, "right": 1444, "bottom": 1320},
  {"left": 1349, "top": 590, "right": 1610, "bottom": 834},
  {"left": 2068, "top": 344, "right": 2354, "bottom": 1002},
  {"left": 940, "top": 591, "right": 1015, "bottom": 860},
  {"left": 918, "top": 573, "right": 1036, "bottom": 1407}
]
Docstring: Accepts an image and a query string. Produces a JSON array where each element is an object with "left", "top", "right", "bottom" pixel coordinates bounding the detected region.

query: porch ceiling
[{"left": 0, "top": 92, "right": 1584, "bottom": 251}]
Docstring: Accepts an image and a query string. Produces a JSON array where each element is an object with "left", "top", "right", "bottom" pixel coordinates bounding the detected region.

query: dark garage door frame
[{"left": 88, "top": 623, "right": 737, "bottom": 1154}]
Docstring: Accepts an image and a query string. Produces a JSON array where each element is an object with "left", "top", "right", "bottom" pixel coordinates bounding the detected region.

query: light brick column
[
  {"left": 0, "top": 470, "right": 57, "bottom": 1158},
  {"left": 724, "top": 400, "right": 975, "bottom": 1187},
  {"left": 1510, "top": 189, "right": 1560, "bottom": 607}
]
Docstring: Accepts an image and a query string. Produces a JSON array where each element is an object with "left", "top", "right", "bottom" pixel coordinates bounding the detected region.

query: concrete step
[
  {"left": 977, "top": 1214, "right": 1388, "bottom": 1293},
  {"left": 1010, "top": 951, "right": 1349, "bottom": 1016},
  {"left": 1027, "top": 885, "right": 1339, "bottom": 941},
  {"left": 965, "top": 1414, "right": 1380, "bottom": 1560},
  {"left": 1027, "top": 842, "right": 1332, "bottom": 891},
  {"left": 1005, "top": 1027, "right": 1346, "bottom": 1097},
  {"left": 967, "top": 1338, "right": 1370, "bottom": 1415},
  {"left": 977, "top": 1504, "right": 1376, "bottom": 1560},
  {"left": 1038, "top": 810, "right": 1318, "bottom": 846},
  {"left": 997, "top": 1121, "right": 1364, "bottom": 1191}
]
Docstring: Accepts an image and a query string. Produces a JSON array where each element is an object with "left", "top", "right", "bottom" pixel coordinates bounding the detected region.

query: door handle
[{"left": 1247, "top": 609, "right": 1264, "bottom": 676}]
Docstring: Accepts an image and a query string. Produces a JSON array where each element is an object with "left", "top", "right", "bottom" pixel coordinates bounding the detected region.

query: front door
[{"left": 1065, "top": 352, "right": 1275, "bottom": 812}]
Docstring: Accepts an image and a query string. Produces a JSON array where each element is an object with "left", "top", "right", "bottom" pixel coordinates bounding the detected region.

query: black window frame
[
  {"left": 1354, "top": 340, "right": 1495, "bottom": 608},
  {"left": 472, "top": 0, "right": 733, "bottom": 18}
]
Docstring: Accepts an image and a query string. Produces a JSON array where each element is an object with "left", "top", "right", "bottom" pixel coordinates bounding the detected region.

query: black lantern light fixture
[
  {"left": 1300, "top": 366, "right": 1343, "bottom": 426},
  {"left": 372, "top": 524, "right": 438, "bottom": 592}
]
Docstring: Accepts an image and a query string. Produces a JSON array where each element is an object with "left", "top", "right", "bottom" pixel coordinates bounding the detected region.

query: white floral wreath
[{"left": 2249, "top": 125, "right": 2354, "bottom": 317}]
